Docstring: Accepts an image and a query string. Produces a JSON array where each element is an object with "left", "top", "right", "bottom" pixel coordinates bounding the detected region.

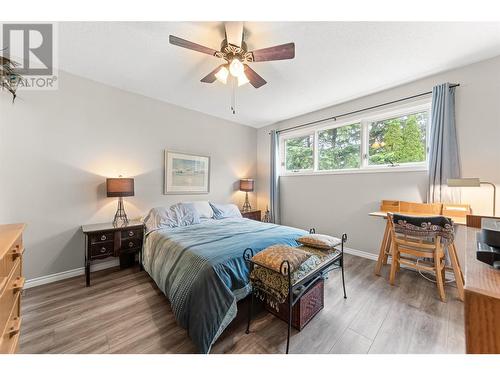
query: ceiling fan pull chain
[{"left": 231, "top": 78, "right": 236, "bottom": 114}]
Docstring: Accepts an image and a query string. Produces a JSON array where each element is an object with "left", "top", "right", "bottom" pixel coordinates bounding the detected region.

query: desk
[{"left": 463, "top": 225, "right": 500, "bottom": 353}]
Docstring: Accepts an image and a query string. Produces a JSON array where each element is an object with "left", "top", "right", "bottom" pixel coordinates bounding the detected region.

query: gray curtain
[
  {"left": 428, "top": 83, "right": 461, "bottom": 203},
  {"left": 269, "top": 129, "right": 280, "bottom": 224}
]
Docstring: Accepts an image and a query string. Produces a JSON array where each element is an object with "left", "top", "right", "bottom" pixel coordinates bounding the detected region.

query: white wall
[
  {"left": 257, "top": 55, "right": 500, "bottom": 256},
  {"left": 0, "top": 71, "right": 257, "bottom": 279}
]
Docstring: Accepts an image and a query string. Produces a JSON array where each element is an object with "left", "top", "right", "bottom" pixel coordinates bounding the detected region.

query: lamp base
[
  {"left": 241, "top": 191, "right": 252, "bottom": 212},
  {"left": 113, "top": 197, "right": 129, "bottom": 227}
]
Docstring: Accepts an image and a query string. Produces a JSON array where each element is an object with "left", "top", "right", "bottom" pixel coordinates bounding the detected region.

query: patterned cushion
[
  {"left": 296, "top": 234, "right": 341, "bottom": 249},
  {"left": 392, "top": 214, "right": 455, "bottom": 242},
  {"left": 251, "top": 244, "right": 312, "bottom": 274}
]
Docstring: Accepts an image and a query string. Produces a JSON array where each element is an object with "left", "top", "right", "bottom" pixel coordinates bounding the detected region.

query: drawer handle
[
  {"left": 128, "top": 231, "right": 134, "bottom": 237},
  {"left": 100, "top": 247, "right": 107, "bottom": 253},
  {"left": 12, "top": 277, "right": 25, "bottom": 292},
  {"left": 11, "top": 246, "right": 25, "bottom": 259},
  {"left": 100, "top": 234, "right": 107, "bottom": 241},
  {"left": 128, "top": 241, "right": 134, "bottom": 248},
  {"left": 7, "top": 316, "right": 22, "bottom": 337}
]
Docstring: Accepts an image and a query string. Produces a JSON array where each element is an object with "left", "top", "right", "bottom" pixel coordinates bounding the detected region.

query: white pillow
[
  {"left": 209, "top": 202, "right": 242, "bottom": 219},
  {"left": 189, "top": 201, "right": 214, "bottom": 219}
]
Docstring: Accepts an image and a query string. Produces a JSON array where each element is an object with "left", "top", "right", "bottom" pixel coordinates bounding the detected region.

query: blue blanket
[{"left": 142, "top": 218, "right": 307, "bottom": 353}]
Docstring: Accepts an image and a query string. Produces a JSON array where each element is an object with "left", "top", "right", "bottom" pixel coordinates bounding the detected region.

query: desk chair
[{"left": 388, "top": 213, "right": 464, "bottom": 302}]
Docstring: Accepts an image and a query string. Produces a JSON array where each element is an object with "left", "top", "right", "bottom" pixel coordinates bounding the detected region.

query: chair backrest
[
  {"left": 399, "top": 201, "right": 443, "bottom": 215},
  {"left": 442, "top": 203, "right": 472, "bottom": 218},
  {"left": 380, "top": 200, "right": 400, "bottom": 212}
]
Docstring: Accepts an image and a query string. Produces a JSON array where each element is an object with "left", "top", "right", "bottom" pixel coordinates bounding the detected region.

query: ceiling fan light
[
  {"left": 229, "top": 58, "right": 244, "bottom": 77},
  {"left": 237, "top": 72, "right": 249, "bottom": 87},
  {"left": 215, "top": 66, "right": 229, "bottom": 84}
]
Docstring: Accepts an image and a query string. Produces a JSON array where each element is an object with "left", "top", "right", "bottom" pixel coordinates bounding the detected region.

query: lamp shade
[
  {"left": 239, "top": 178, "right": 254, "bottom": 192},
  {"left": 106, "top": 178, "right": 134, "bottom": 197},
  {"left": 447, "top": 178, "right": 481, "bottom": 187}
]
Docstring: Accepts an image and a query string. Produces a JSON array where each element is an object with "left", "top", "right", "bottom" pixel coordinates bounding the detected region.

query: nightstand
[
  {"left": 81, "top": 220, "right": 144, "bottom": 287},
  {"left": 241, "top": 210, "right": 261, "bottom": 221}
]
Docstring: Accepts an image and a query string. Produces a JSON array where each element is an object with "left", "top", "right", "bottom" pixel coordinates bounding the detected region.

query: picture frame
[{"left": 164, "top": 150, "right": 210, "bottom": 194}]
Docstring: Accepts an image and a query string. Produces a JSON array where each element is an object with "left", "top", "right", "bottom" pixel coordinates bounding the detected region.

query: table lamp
[
  {"left": 239, "top": 178, "right": 254, "bottom": 212},
  {"left": 447, "top": 178, "right": 496, "bottom": 216},
  {"left": 107, "top": 177, "right": 134, "bottom": 226}
]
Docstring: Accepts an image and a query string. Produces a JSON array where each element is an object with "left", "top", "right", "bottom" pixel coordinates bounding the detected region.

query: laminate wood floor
[{"left": 20, "top": 255, "right": 465, "bottom": 354}]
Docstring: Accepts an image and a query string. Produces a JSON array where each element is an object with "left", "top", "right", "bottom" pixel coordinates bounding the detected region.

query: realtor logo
[{"left": 1, "top": 22, "right": 58, "bottom": 90}]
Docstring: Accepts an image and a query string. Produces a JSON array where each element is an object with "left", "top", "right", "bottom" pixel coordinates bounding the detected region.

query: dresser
[
  {"left": 82, "top": 221, "right": 144, "bottom": 287},
  {"left": 463, "top": 217, "right": 500, "bottom": 353},
  {"left": 241, "top": 210, "right": 261, "bottom": 221},
  {"left": 0, "top": 223, "right": 25, "bottom": 354}
]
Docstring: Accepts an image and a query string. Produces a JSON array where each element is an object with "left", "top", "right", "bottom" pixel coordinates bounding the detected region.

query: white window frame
[{"left": 280, "top": 100, "right": 432, "bottom": 176}]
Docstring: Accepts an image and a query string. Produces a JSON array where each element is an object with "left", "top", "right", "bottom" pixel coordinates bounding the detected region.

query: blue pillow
[{"left": 209, "top": 202, "right": 242, "bottom": 219}]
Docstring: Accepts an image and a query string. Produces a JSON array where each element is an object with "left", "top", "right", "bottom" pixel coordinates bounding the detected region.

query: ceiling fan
[{"left": 169, "top": 22, "right": 295, "bottom": 90}]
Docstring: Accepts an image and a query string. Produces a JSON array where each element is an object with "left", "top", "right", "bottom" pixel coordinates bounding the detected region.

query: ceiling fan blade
[
  {"left": 200, "top": 64, "right": 226, "bottom": 83},
  {"left": 224, "top": 22, "right": 243, "bottom": 47},
  {"left": 244, "top": 65, "right": 267, "bottom": 88},
  {"left": 251, "top": 42, "right": 295, "bottom": 62},
  {"left": 169, "top": 35, "right": 219, "bottom": 56}
]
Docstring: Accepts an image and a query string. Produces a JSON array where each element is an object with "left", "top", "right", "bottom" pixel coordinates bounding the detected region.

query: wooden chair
[
  {"left": 387, "top": 213, "right": 464, "bottom": 302},
  {"left": 399, "top": 201, "right": 443, "bottom": 215},
  {"left": 442, "top": 203, "right": 472, "bottom": 219}
]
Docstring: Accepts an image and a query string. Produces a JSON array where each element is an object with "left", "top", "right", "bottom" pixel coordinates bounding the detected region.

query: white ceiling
[{"left": 59, "top": 22, "right": 500, "bottom": 128}]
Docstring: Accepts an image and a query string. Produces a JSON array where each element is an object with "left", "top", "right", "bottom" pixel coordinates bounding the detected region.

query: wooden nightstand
[
  {"left": 81, "top": 220, "right": 144, "bottom": 287},
  {"left": 241, "top": 210, "right": 261, "bottom": 221}
]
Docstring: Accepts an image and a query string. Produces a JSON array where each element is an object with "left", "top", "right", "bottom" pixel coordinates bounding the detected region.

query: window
[
  {"left": 281, "top": 103, "right": 430, "bottom": 175},
  {"left": 368, "top": 111, "right": 428, "bottom": 166},
  {"left": 284, "top": 134, "right": 314, "bottom": 172},
  {"left": 318, "top": 123, "right": 361, "bottom": 170}
]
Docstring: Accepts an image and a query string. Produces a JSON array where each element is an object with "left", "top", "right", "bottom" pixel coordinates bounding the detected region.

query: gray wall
[
  {"left": 0, "top": 71, "right": 257, "bottom": 279},
  {"left": 257, "top": 55, "right": 500, "bottom": 256}
]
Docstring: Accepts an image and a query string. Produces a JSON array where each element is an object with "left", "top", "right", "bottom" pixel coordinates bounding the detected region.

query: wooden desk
[{"left": 463, "top": 225, "right": 500, "bottom": 353}]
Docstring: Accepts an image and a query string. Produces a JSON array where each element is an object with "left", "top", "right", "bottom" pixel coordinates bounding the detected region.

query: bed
[{"left": 142, "top": 217, "right": 307, "bottom": 353}]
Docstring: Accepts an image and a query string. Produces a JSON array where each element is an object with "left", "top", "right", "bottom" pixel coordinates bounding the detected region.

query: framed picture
[{"left": 164, "top": 150, "right": 210, "bottom": 194}]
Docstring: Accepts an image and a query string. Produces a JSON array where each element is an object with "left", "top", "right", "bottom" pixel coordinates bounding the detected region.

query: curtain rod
[{"left": 274, "top": 83, "right": 460, "bottom": 135}]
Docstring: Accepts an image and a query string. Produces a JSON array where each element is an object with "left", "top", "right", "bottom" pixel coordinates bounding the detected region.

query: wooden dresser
[
  {"left": 0, "top": 224, "right": 25, "bottom": 354},
  {"left": 464, "top": 217, "right": 500, "bottom": 353}
]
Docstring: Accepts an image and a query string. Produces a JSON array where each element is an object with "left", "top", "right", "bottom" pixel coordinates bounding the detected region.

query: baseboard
[
  {"left": 25, "top": 258, "right": 120, "bottom": 289},
  {"left": 343, "top": 247, "right": 379, "bottom": 261}
]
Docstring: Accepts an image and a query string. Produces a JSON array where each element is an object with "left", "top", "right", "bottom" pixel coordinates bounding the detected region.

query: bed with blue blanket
[{"left": 142, "top": 217, "right": 307, "bottom": 353}]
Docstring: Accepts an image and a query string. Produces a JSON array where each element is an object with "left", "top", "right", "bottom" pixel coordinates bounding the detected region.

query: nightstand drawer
[
  {"left": 241, "top": 210, "right": 261, "bottom": 221},
  {"left": 90, "top": 242, "right": 114, "bottom": 259},
  {"left": 121, "top": 237, "right": 142, "bottom": 250},
  {"left": 121, "top": 228, "right": 142, "bottom": 239},
  {"left": 89, "top": 231, "right": 114, "bottom": 244}
]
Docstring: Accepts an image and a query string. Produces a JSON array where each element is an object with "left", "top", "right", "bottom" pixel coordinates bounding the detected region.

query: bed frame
[{"left": 243, "top": 229, "right": 347, "bottom": 354}]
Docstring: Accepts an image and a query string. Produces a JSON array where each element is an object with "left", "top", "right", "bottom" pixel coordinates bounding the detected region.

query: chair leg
[
  {"left": 389, "top": 243, "right": 398, "bottom": 285},
  {"left": 449, "top": 243, "right": 464, "bottom": 301},
  {"left": 434, "top": 251, "right": 446, "bottom": 302}
]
